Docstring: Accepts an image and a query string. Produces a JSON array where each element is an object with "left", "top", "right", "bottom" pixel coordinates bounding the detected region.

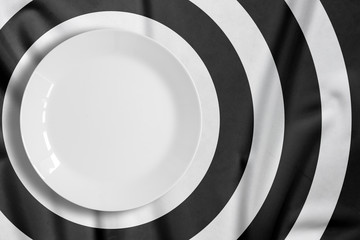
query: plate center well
[{"left": 20, "top": 29, "right": 201, "bottom": 211}]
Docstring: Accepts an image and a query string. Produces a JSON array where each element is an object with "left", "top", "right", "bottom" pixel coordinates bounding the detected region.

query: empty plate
[{"left": 20, "top": 29, "right": 202, "bottom": 211}]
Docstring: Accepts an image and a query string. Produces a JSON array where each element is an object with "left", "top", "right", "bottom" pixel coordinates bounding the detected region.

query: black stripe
[
  {"left": 237, "top": 1, "right": 322, "bottom": 239},
  {"left": 0, "top": 0, "right": 253, "bottom": 239},
  {"left": 320, "top": 1, "right": 360, "bottom": 239}
]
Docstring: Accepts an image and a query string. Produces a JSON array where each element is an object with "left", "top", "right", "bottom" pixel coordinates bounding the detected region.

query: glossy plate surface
[{"left": 20, "top": 29, "right": 202, "bottom": 211}]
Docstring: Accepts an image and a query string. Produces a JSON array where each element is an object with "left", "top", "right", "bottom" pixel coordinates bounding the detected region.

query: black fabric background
[
  {"left": 321, "top": 1, "right": 360, "bottom": 239},
  {"left": 0, "top": 0, "right": 252, "bottom": 239},
  {"left": 0, "top": 0, "right": 359, "bottom": 239}
]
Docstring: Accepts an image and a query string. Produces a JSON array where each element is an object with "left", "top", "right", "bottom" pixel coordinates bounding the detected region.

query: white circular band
[
  {"left": 285, "top": 0, "right": 351, "bottom": 239},
  {"left": 190, "top": 0, "right": 285, "bottom": 238}
]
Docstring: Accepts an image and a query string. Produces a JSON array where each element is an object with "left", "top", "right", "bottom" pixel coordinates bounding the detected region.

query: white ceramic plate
[
  {"left": 19, "top": 29, "right": 202, "bottom": 211},
  {"left": 4, "top": 12, "right": 220, "bottom": 228}
]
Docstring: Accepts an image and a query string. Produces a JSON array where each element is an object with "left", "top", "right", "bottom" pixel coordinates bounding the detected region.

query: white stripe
[
  {"left": 0, "top": 0, "right": 31, "bottom": 29},
  {"left": 284, "top": 1, "right": 352, "bottom": 239},
  {"left": 0, "top": 211, "right": 31, "bottom": 240},
  {"left": 190, "top": 0, "right": 285, "bottom": 239}
]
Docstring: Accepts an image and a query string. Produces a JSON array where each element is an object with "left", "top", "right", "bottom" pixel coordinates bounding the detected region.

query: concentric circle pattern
[{"left": 0, "top": 0, "right": 355, "bottom": 239}]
